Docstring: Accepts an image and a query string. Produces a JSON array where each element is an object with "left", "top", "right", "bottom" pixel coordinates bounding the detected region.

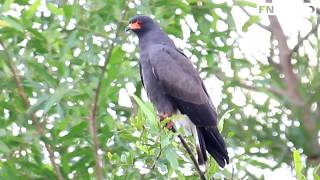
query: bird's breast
[{"left": 139, "top": 60, "right": 177, "bottom": 114}]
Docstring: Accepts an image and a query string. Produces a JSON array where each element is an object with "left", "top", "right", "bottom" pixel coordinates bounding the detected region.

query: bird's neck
[{"left": 138, "top": 29, "right": 175, "bottom": 51}]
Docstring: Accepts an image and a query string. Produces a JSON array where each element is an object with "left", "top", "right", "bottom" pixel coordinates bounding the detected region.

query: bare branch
[
  {"left": 88, "top": 7, "right": 128, "bottom": 180},
  {"left": 150, "top": 136, "right": 162, "bottom": 171},
  {"left": 171, "top": 127, "right": 207, "bottom": 180},
  {"left": 290, "top": 17, "right": 319, "bottom": 55},
  {"left": 268, "top": 15, "right": 302, "bottom": 104},
  {"left": 237, "top": 81, "right": 287, "bottom": 97},
  {"left": 267, "top": 0, "right": 320, "bottom": 159},
  {"left": 233, "top": 0, "right": 271, "bottom": 31},
  {"left": 0, "top": 40, "right": 64, "bottom": 180}
]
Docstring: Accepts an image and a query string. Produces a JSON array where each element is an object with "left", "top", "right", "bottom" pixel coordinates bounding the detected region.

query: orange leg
[{"left": 158, "top": 112, "right": 174, "bottom": 129}]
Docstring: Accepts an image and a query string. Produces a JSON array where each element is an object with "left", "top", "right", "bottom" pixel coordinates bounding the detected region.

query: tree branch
[
  {"left": 267, "top": 0, "right": 320, "bottom": 160},
  {"left": 268, "top": 15, "right": 302, "bottom": 104},
  {"left": 171, "top": 127, "right": 207, "bottom": 180},
  {"left": 150, "top": 136, "right": 162, "bottom": 171},
  {"left": 290, "top": 17, "right": 319, "bottom": 55},
  {"left": 233, "top": 0, "right": 271, "bottom": 31},
  {"left": 239, "top": 81, "right": 287, "bottom": 97},
  {"left": 88, "top": 7, "right": 128, "bottom": 180},
  {"left": 0, "top": 40, "right": 64, "bottom": 180}
]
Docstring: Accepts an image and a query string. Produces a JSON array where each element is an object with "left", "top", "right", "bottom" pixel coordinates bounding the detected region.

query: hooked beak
[{"left": 125, "top": 21, "right": 141, "bottom": 32}]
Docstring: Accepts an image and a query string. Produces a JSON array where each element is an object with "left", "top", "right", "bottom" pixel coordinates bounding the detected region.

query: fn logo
[
  {"left": 257, "top": 3, "right": 316, "bottom": 15},
  {"left": 258, "top": 5, "right": 274, "bottom": 15}
]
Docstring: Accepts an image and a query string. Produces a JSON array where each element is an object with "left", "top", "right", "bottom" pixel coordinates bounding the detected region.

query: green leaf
[
  {"left": 160, "top": 134, "right": 170, "bottom": 148},
  {"left": 3, "top": 0, "right": 14, "bottom": 12},
  {"left": 47, "top": 3, "right": 63, "bottom": 15},
  {"left": 259, "top": 66, "right": 273, "bottom": 76},
  {"left": 132, "top": 95, "right": 158, "bottom": 133},
  {"left": 207, "top": 158, "right": 219, "bottom": 178},
  {"left": 0, "top": 20, "right": 10, "bottom": 28},
  {"left": 218, "top": 109, "right": 234, "bottom": 132},
  {"left": 1, "top": 17, "right": 24, "bottom": 32},
  {"left": 109, "top": 47, "right": 125, "bottom": 65},
  {"left": 27, "top": 94, "right": 50, "bottom": 114},
  {"left": 25, "top": 0, "right": 41, "bottom": 18},
  {"left": 68, "top": 121, "right": 87, "bottom": 138},
  {"left": 293, "top": 150, "right": 305, "bottom": 180},
  {"left": 43, "top": 83, "right": 71, "bottom": 114},
  {"left": 156, "top": 161, "right": 168, "bottom": 175},
  {"left": 242, "top": 16, "right": 260, "bottom": 32},
  {"left": 63, "top": 5, "right": 73, "bottom": 20},
  {"left": 235, "top": 0, "right": 257, "bottom": 8},
  {"left": 313, "top": 165, "right": 320, "bottom": 180},
  {"left": 248, "top": 159, "right": 273, "bottom": 169},
  {"left": 26, "top": 61, "right": 57, "bottom": 86},
  {"left": 0, "top": 161, "right": 19, "bottom": 179},
  {"left": 164, "top": 146, "right": 179, "bottom": 169},
  {"left": 0, "top": 141, "right": 10, "bottom": 153}
]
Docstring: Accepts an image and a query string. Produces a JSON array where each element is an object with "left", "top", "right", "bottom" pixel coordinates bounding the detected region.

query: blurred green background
[{"left": 0, "top": 0, "right": 319, "bottom": 179}]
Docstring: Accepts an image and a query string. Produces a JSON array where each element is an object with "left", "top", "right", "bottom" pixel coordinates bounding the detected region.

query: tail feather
[
  {"left": 196, "top": 128, "right": 207, "bottom": 172},
  {"left": 197, "top": 128, "right": 208, "bottom": 162},
  {"left": 200, "top": 127, "right": 229, "bottom": 167}
]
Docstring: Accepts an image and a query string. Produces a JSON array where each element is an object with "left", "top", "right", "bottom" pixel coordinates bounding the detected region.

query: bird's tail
[
  {"left": 196, "top": 128, "right": 208, "bottom": 172},
  {"left": 198, "top": 127, "right": 229, "bottom": 168}
]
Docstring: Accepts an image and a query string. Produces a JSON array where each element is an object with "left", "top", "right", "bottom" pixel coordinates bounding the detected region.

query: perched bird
[{"left": 126, "top": 15, "right": 229, "bottom": 171}]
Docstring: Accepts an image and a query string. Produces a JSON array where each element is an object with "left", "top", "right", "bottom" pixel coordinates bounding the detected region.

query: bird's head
[{"left": 126, "top": 15, "right": 158, "bottom": 36}]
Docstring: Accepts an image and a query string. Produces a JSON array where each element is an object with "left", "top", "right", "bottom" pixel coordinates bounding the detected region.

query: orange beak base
[{"left": 128, "top": 21, "right": 141, "bottom": 30}]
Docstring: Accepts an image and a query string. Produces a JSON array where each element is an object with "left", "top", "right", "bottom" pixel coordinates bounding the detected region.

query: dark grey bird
[{"left": 126, "top": 15, "right": 229, "bottom": 170}]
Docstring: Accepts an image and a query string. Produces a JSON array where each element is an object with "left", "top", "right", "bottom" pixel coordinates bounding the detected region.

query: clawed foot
[{"left": 158, "top": 112, "right": 174, "bottom": 129}]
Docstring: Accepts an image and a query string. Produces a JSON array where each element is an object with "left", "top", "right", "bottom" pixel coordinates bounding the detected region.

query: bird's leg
[{"left": 158, "top": 112, "right": 174, "bottom": 129}]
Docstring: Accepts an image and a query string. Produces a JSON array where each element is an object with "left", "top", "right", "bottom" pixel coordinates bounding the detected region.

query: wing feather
[
  {"left": 139, "top": 62, "right": 144, "bottom": 87},
  {"left": 149, "top": 46, "right": 217, "bottom": 126},
  {"left": 149, "top": 47, "right": 206, "bottom": 103}
]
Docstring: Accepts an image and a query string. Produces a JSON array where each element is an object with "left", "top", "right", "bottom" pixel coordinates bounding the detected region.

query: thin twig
[
  {"left": 150, "top": 146, "right": 162, "bottom": 171},
  {"left": 231, "top": 165, "right": 234, "bottom": 180},
  {"left": 88, "top": 7, "right": 128, "bottom": 180},
  {"left": 215, "top": 72, "right": 294, "bottom": 104},
  {"left": 237, "top": 77, "right": 304, "bottom": 106},
  {"left": 0, "top": 40, "right": 64, "bottom": 180},
  {"left": 171, "top": 127, "right": 207, "bottom": 180},
  {"left": 233, "top": 0, "right": 271, "bottom": 31},
  {"left": 290, "top": 18, "right": 319, "bottom": 55},
  {"left": 237, "top": 81, "right": 287, "bottom": 97}
]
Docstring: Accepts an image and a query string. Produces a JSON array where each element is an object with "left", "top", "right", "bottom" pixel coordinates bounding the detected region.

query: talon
[
  {"left": 158, "top": 112, "right": 170, "bottom": 121},
  {"left": 157, "top": 112, "right": 174, "bottom": 129},
  {"left": 166, "top": 121, "right": 174, "bottom": 129}
]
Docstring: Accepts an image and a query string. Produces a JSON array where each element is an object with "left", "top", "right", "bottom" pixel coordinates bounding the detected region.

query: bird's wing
[
  {"left": 139, "top": 62, "right": 144, "bottom": 87},
  {"left": 149, "top": 46, "right": 217, "bottom": 127}
]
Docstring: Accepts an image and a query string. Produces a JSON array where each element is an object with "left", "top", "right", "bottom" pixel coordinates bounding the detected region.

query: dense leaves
[{"left": 0, "top": 0, "right": 319, "bottom": 179}]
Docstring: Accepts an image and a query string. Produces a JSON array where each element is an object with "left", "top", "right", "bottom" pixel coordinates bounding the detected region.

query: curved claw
[
  {"left": 158, "top": 112, "right": 171, "bottom": 121},
  {"left": 158, "top": 112, "right": 174, "bottom": 129},
  {"left": 166, "top": 121, "right": 174, "bottom": 129}
]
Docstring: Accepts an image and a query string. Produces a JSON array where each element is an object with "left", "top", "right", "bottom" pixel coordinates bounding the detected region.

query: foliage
[
  {"left": 293, "top": 150, "right": 320, "bottom": 180},
  {"left": 0, "top": 0, "right": 319, "bottom": 179},
  {"left": 294, "top": 149, "right": 305, "bottom": 180}
]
